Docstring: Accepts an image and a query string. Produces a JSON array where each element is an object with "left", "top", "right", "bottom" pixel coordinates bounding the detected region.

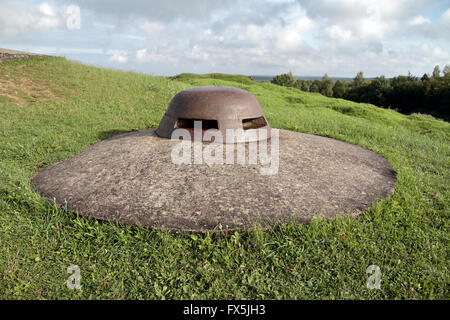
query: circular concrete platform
[{"left": 31, "top": 129, "right": 396, "bottom": 232}]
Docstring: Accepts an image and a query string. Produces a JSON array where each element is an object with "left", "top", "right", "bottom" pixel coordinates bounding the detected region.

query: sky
[{"left": 1, "top": 0, "right": 449, "bottom": 77}]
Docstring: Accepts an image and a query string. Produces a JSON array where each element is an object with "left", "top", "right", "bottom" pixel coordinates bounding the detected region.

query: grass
[
  {"left": 0, "top": 57, "right": 448, "bottom": 299},
  {"left": 169, "top": 72, "right": 256, "bottom": 85}
]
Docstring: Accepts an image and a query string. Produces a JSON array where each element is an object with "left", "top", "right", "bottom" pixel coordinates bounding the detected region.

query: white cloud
[
  {"left": 1, "top": 0, "right": 448, "bottom": 77},
  {"left": 274, "top": 16, "right": 315, "bottom": 52},
  {"left": 141, "top": 21, "right": 165, "bottom": 36},
  {"left": 409, "top": 16, "right": 431, "bottom": 25},
  {"left": 185, "top": 45, "right": 210, "bottom": 61},
  {"left": 39, "top": 3, "right": 56, "bottom": 17},
  {"left": 0, "top": 2, "right": 61, "bottom": 37},
  {"left": 109, "top": 51, "right": 128, "bottom": 63},
  {"left": 136, "top": 48, "right": 176, "bottom": 63},
  {"left": 439, "top": 8, "right": 450, "bottom": 32},
  {"left": 245, "top": 24, "right": 265, "bottom": 45},
  {"left": 432, "top": 46, "right": 449, "bottom": 60},
  {"left": 359, "top": 19, "right": 390, "bottom": 39},
  {"left": 327, "top": 25, "right": 352, "bottom": 42},
  {"left": 441, "top": 8, "right": 450, "bottom": 23},
  {"left": 136, "top": 48, "right": 148, "bottom": 61}
]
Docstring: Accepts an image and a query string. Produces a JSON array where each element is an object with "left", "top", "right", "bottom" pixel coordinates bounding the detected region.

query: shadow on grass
[
  {"left": 97, "top": 129, "right": 159, "bottom": 142},
  {"left": 97, "top": 129, "right": 136, "bottom": 140}
]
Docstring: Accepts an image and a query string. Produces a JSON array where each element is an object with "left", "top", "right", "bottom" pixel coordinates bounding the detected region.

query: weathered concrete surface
[
  {"left": 0, "top": 48, "right": 46, "bottom": 63},
  {"left": 31, "top": 129, "right": 396, "bottom": 232}
]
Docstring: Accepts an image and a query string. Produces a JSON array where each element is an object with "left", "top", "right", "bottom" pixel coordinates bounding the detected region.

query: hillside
[
  {"left": 0, "top": 56, "right": 449, "bottom": 299},
  {"left": 169, "top": 72, "right": 256, "bottom": 85}
]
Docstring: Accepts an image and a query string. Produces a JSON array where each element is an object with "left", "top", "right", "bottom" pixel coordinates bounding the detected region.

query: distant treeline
[
  {"left": 252, "top": 75, "right": 357, "bottom": 82},
  {"left": 271, "top": 65, "right": 450, "bottom": 121}
]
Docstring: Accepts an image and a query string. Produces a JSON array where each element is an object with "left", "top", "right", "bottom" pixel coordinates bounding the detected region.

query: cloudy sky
[{"left": 1, "top": 0, "right": 449, "bottom": 77}]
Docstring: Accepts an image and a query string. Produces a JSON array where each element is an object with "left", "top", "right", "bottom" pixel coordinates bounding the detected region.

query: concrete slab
[{"left": 31, "top": 129, "right": 396, "bottom": 232}]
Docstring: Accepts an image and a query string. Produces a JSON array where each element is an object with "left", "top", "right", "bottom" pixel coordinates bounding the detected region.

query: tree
[
  {"left": 432, "top": 65, "right": 440, "bottom": 78},
  {"left": 287, "top": 71, "right": 297, "bottom": 86},
  {"left": 271, "top": 72, "right": 297, "bottom": 87},
  {"left": 294, "top": 79, "right": 303, "bottom": 90},
  {"left": 339, "top": 68, "right": 449, "bottom": 121},
  {"left": 310, "top": 80, "right": 320, "bottom": 93},
  {"left": 332, "top": 80, "right": 345, "bottom": 98},
  {"left": 365, "top": 76, "right": 390, "bottom": 106},
  {"left": 443, "top": 65, "right": 450, "bottom": 77},
  {"left": 320, "top": 73, "right": 334, "bottom": 97},
  {"left": 407, "top": 71, "right": 418, "bottom": 82},
  {"left": 351, "top": 71, "right": 365, "bottom": 89},
  {"left": 421, "top": 73, "right": 430, "bottom": 82},
  {"left": 300, "top": 81, "right": 310, "bottom": 92}
]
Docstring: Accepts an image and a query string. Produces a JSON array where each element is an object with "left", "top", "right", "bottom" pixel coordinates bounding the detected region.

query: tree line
[{"left": 271, "top": 65, "right": 450, "bottom": 121}]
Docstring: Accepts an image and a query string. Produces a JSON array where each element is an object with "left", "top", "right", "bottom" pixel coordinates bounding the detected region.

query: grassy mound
[
  {"left": 0, "top": 57, "right": 448, "bottom": 299},
  {"left": 169, "top": 72, "right": 256, "bottom": 85}
]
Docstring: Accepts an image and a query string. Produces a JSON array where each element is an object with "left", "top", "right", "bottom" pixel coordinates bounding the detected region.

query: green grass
[
  {"left": 169, "top": 72, "right": 256, "bottom": 85},
  {"left": 0, "top": 57, "right": 449, "bottom": 299}
]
